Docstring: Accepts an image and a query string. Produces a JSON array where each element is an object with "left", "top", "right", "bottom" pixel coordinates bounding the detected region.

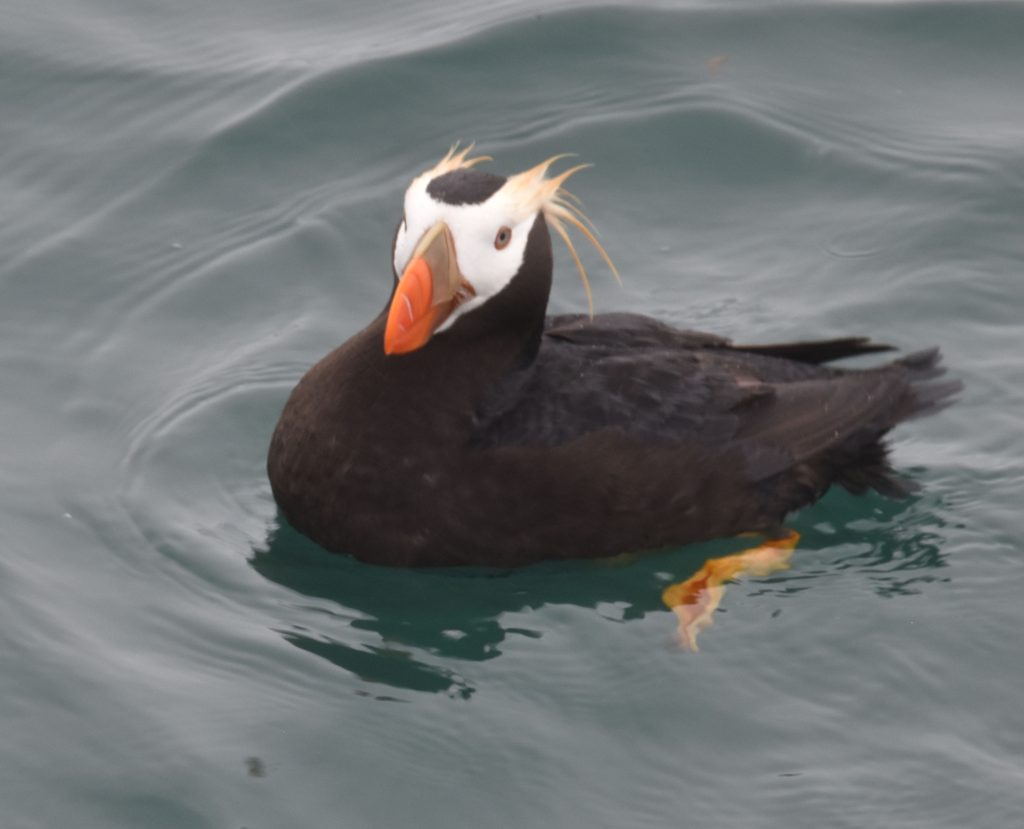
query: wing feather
[{"left": 471, "top": 314, "right": 957, "bottom": 494}]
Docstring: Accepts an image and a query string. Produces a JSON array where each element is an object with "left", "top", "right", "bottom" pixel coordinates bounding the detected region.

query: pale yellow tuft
[
  {"left": 421, "top": 142, "right": 492, "bottom": 180},
  {"left": 420, "top": 147, "right": 620, "bottom": 314},
  {"left": 504, "top": 155, "right": 621, "bottom": 315}
]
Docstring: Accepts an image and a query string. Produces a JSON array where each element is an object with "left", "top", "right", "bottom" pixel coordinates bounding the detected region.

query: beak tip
[{"left": 382, "top": 333, "right": 411, "bottom": 356}]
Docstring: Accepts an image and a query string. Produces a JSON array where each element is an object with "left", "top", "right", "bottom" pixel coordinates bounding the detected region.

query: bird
[{"left": 267, "top": 146, "right": 959, "bottom": 571}]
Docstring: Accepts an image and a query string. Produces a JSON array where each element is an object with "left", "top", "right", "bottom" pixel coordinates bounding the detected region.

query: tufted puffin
[{"left": 267, "top": 146, "right": 959, "bottom": 571}]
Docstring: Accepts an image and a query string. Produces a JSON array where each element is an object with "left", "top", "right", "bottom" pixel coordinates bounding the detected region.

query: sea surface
[{"left": 3, "top": 1, "right": 1023, "bottom": 827}]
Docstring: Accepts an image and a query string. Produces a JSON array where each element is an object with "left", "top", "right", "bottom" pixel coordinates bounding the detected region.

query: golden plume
[
  {"left": 504, "top": 155, "right": 621, "bottom": 315},
  {"left": 422, "top": 142, "right": 492, "bottom": 179},
  {"left": 421, "top": 146, "right": 620, "bottom": 314}
]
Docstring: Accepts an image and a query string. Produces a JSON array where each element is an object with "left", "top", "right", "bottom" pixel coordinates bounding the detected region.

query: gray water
[{"left": 3, "top": 2, "right": 1023, "bottom": 827}]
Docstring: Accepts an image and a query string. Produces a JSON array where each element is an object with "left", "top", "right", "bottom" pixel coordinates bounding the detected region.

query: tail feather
[
  {"left": 830, "top": 347, "right": 960, "bottom": 497},
  {"left": 893, "top": 348, "right": 963, "bottom": 421},
  {"left": 829, "top": 437, "right": 918, "bottom": 499}
]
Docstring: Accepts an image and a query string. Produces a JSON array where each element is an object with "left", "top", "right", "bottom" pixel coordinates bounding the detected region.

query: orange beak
[{"left": 384, "top": 222, "right": 471, "bottom": 355}]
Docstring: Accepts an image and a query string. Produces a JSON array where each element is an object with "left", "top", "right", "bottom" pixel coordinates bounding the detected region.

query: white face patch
[{"left": 392, "top": 175, "right": 538, "bottom": 333}]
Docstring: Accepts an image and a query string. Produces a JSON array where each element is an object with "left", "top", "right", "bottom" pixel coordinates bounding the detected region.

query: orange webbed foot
[{"left": 662, "top": 530, "right": 800, "bottom": 651}]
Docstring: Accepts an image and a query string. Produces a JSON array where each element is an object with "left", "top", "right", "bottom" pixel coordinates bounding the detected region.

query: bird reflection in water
[{"left": 253, "top": 490, "right": 949, "bottom": 698}]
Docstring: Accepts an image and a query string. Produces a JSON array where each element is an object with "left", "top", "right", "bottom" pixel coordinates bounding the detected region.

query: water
[{"left": 3, "top": 1, "right": 1023, "bottom": 826}]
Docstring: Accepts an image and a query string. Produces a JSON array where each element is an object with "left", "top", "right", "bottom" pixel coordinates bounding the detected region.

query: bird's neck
[{"left": 304, "top": 310, "right": 538, "bottom": 438}]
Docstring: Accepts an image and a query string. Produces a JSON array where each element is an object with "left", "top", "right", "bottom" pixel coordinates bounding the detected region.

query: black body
[{"left": 268, "top": 211, "right": 958, "bottom": 567}]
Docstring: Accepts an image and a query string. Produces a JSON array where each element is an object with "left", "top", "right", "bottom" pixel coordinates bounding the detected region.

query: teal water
[{"left": 3, "top": 1, "right": 1023, "bottom": 826}]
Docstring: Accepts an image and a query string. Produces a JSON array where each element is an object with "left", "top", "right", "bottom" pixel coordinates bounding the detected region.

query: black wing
[
  {"left": 473, "top": 314, "right": 958, "bottom": 487},
  {"left": 547, "top": 312, "right": 896, "bottom": 364}
]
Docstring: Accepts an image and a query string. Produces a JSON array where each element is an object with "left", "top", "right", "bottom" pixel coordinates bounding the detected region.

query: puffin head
[{"left": 385, "top": 146, "right": 618, "bottom": 355}]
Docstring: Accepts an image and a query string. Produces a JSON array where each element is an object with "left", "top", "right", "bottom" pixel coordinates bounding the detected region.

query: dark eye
[{"left": 494, "top": 226, "right": 512, "bottom": 250}]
